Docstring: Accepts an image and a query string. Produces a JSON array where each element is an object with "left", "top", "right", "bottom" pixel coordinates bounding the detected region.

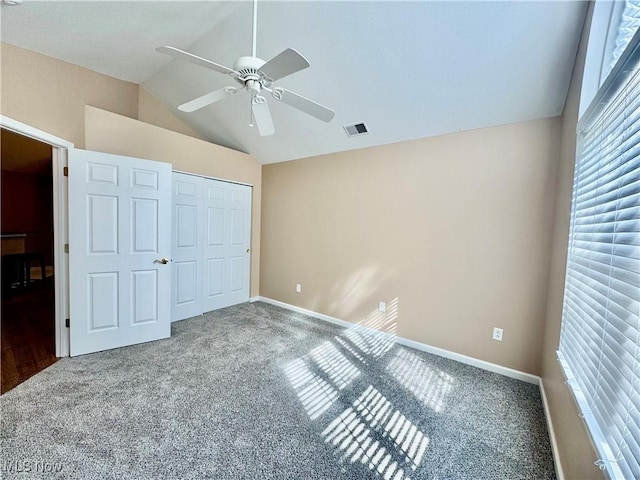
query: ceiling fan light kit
[{"left": 157, "top": 0, "right": 334, "bottom": 136}]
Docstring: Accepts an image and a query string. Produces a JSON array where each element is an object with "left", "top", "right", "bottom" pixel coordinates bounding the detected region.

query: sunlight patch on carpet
[
  {"left": 284, "top": 341, "right": 360, "bottom": 420},
  {"left": 322, "top": 385, "right": 429, "bottom": 479},
  {"left": 386, "top": 348, "right": 454, "bottom": 413}
]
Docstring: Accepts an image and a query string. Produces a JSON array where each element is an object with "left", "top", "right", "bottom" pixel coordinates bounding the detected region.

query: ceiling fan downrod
[{"left": 252, "top": 0, "right": 258, "bottom": 58}]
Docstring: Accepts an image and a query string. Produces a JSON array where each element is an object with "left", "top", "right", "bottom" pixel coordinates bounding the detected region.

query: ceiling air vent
[{"left": 344, "top": 122, "right": 369, "bottom": 137}]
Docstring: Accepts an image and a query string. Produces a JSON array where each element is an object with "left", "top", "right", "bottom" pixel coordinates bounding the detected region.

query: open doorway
[{"left": 1, "top": 128, "right": 58, "bottom": 393}]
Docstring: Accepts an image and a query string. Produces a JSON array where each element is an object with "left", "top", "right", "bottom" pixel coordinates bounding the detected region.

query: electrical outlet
[
  {"left": 378, "top": 301, "right": 386, "bottom": 313},
  {"left": 296, "top": 283, "right": 301, "bottom": 293},
  {"left": 492, "top": 327, "right": 504, "bottom": 342}
]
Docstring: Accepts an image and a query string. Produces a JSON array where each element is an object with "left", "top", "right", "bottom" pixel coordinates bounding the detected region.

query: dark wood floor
[{"left": 1, "top": 281, "right": 59, "bottom": 394}]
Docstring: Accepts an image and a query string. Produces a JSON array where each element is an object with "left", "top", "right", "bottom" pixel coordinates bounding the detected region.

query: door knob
[{"left": 155, "top": 258, "right": 170, "bottom": 265}]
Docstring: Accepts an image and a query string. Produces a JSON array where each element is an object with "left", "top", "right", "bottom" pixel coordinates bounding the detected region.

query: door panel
[
  {"left": 203, "top": 181, "right": 251, "bottom": 312},
  {"left": 69, "top": 149, "right": 171, "bottom": 356},
  {"left": 131, "top": 169, "right": 159, "bottom": 189},
  {"left": 172, "top": 174, "right": 204, "bottom": 321},
  {"left": 176, "top": 205, "right": 197, "bottom": 248},
  {"left": 230, "top": 256, "right": 245, "bottom": 292},
  {"left": 132, "top": 198, "right": 158, "bottom": 253},
  {"left": 175, "top": 261, "right": 198, "bottom": 305},
  {"left": 224, "top": 183, "right": 251, "bottom": 307},
  {"left": 88, "top": 195, "right": 118, "bottom": 253},
  {"left": 208, "top": 208, "right": 225, "bottom": 245},
  {"left": 131, "top": 269, "right": 158, "bottom": 324},
  {"left": 87, "top": 163, "right": 118, "bottom": 184},
  {"left": 203, "top": 184, "right": 226, "bottom": 311},
  {"left": 231, "top": 209, "right": 245, "bottom": 245},
  {"left": 88, "top": 272, "right": 118, "bottom": 330},
  {"left": 207, "top": 258, "right": 224, "bottom": 297}
]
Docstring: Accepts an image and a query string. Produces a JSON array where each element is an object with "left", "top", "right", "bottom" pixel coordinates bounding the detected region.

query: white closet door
[
  {"left": 170, "top": 174, "right": 252, "bottom": 321},
  {"left": 68, "top": 149, "right": 172, "bottom": 356},
  {"left": 203, "top": 180, "right": 252, "bottom": 312},
  {"left": 224, "top": 182, "right": 252, "bottom": 307},
  {"left": 171, "top": 173, "right": 204, "bottom": 321}
]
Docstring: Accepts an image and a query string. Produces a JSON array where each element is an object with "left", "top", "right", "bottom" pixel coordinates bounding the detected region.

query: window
[
  {"left": 580, "top": 0, "right": 640, "bottom": 118},
  {"left": 608, "top": 0, "right": 640, "bottom": 79},
  {"left": 557, "top": 23, "right": 640, "bottom": 480}
]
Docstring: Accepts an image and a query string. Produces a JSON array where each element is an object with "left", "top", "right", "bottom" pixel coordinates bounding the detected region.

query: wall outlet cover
[{"left": 492, "top": 327, "right": 504, "bottom": 341}]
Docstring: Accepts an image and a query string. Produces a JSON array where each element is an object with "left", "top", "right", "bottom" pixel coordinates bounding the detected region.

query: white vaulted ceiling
[{"left": 1, "top": 1, "right": 588, "bottom": 164}]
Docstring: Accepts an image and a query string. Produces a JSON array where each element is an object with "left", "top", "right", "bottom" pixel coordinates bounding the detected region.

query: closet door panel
[
  {"left": 171, "top": 174, "right": 204, "bottom": 321},
  {"left": 202, "top": 181, "right": 252, "bottom": 312}
]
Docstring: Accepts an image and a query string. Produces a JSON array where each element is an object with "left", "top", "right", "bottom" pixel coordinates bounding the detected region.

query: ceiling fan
[{"left": 157, "top": 0, "right": 334, "bottom": 136}]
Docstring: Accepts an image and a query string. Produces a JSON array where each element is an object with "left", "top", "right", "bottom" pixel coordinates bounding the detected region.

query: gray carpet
[{"left": 1, "top": 302, "right": 555, "bottom": 479}]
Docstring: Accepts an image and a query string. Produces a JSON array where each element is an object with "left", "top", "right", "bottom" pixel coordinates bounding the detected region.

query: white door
[
  {"left": 68, "top": 149, "right": 172, "bottom": 356},
  {"left": 172, "top": 173, "right": 204, "bottom": 321},
  {"left": 202, "top": 181, "right": 252, "bottom": 311},
  {"left": 223, "top": 182, "right": 252, "bottom": 308}
]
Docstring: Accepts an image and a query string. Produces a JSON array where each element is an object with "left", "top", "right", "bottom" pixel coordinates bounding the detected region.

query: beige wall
[
  {"left": 1, "top": 43, "right": 138, "bottom": 147},
  {"left": 138, "top": 88, "right": 205, "bottom": 141},
  {"left": 85, "top": 106, "right": 261, "bottom": 297},
  {"left": 261, "top": 117, "right": 561, "bottom": 374},
  {"left": 540, "top": 5, "right": 603, "bottom": 479}
]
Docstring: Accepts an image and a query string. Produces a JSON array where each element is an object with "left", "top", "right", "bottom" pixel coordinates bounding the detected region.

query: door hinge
[
  {"left": 64, "top": 244, "right": 69, "bottom": 253},
  {"left": 65, "top": 318, "right": 70, "bottom": 328},
  {"left": 63, "top": 166, "right": 68, "bottom": 177}
]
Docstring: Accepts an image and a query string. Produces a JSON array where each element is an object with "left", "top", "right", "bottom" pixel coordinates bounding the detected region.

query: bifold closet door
[{"left": 171, "top": 173, "right": 252, "bottom": 321}]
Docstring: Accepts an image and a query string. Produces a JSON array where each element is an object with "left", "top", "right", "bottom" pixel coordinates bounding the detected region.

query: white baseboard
[
  {"left": 393, "top": 336, "right": 540, "bottom": 384},
  {"left": 258, "top": 296, "right": 354, "bottom": 328},
  {"left": 539, "top": 380, "right": 564, "bottom": 480},
  {"left": 255, "top": 296, "right": 539, "bottom": 384},
  {"left": 249, "top": 296, "right": 261, "bottom": 303}
]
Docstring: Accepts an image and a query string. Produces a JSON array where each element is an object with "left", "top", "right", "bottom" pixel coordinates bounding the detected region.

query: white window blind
[
  {"left": 558, "top": 29, "right": 640, "bottom": 480},
  {"left": 610, "top": 0, "right": 640, "bottom": 75}
]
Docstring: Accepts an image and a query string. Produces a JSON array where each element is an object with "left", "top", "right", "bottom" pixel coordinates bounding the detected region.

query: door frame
[{"left": 1, "top": 115, "right": 73, "bottom": 357}]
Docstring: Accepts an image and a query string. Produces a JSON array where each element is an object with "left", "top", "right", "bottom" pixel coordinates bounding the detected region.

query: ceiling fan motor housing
[
  {"left": 233, "top": 56, "right": 272, "bottom": 91},
  {"left": 234, "top": 56, "right": 266, "bottom": 77}
]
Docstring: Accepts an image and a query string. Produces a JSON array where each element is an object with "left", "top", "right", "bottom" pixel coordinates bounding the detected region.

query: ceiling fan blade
[
  {"left": 271, "top": 88, "right": 334, "bottom": 122},
  {"left": 259, "top": 48, "right": 310, "bottom": 82},
  {"left": 157, "top": 46, "right": 238, "bottom": 76},
  {"left": 251, "top": 96, "right": 275, "bottom": 136},
  {"left": 178, "top": 87, "right": 238, "bottom": 113}
]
